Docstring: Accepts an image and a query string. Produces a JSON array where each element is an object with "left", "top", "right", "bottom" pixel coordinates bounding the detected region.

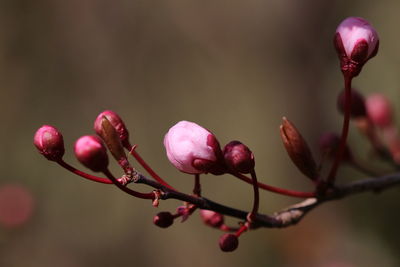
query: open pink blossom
[
  {"left": 164, "top": 121, "right": 223, "bottom": 174},
  {"left": 366, "top": 94, "right": 393, "bottom": 128},
  {"left": 334, "top": 17, "right": 379, "bottom": 76}
]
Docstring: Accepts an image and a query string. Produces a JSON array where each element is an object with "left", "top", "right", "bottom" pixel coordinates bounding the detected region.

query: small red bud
[
  {"left": 337, "top": 89, "right": 366, "bottom": 118},
  {"left": 219, "top": 233, "right": 239, "bottom": 252},
  {"left": 223, "top": 141, "right": 255, "bottom": 174},
  {"left": 319, "top": 132, "right": 352, "bottom": 161},
  {"left": 34, "top": 125, "right": 65, "bottom": 161},
  {"left": 280, "top": 117, "right": 318, "bottom": 180},
  {"left": 153, "top": 212, "right": 174, "bottom": 228},
  {"left": 200, "top": 209, "right": 224, "bottom": 228},
  {"left": 94, "top": 110, "right": 130, "bottom": 148},
  {"left": 74, "top": 135, "right": 109, "bottom": 172}
]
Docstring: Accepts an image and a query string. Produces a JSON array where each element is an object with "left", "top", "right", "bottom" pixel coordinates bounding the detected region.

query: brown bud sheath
[
  {"left": 94, "top": 110, "right": 130, "bottom": 149},
  {"left": 99, "top": 116, "right": 127, "bottom": 162},
  {"left": 280, "top": 117, "right": 318, "bottom": 180},
  {"left": 99, "top": 117, "right": 133, "bottom": 175}
]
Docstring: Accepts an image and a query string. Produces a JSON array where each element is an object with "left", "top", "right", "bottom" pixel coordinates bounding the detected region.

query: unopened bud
[
  {"left": 153, "top": 212, "right": 174, "bottom": 228},
  {"left": 223, "top": 141, "right": 255, "bottom": 174},
  {"left": 319, "top": 132, "right": 352, "bottom": 161},
  {"left": 337, "top": 89, "right": 366, "bottom": 118},
  {"left": 164, "top": 121, "right": 225, "bottom": 175},
  {"left": 280, "top": 117, "right": 318, "bottom": 180},
  {"left": 34, "top": 125, "right": 65, "bottom": 161},
  {"left": 366, "top": 94, "right": 393, "bottom": 128},
  {"left": 94, "top": 110, "right": 130, "bottom": 148},
  {"left": 74, "top": 135, "right": 109, "bottom": 172},
  {"left": 334, "top": 17, "right": 379, "bottom": 77},
  {"left": 219, "top": 233, "right": 239, "bottom": 252},
  {"left": 200, "top": 209, "right": 224, "bottom": 228}
]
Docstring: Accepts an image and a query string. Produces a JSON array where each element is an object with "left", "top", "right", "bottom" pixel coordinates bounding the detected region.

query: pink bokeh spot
[
  {"left": 366, "top": 94, "right": 393, "bottom": 128},
  {"left": 0, "top": 184, "right": 35, "bottom": 228}
]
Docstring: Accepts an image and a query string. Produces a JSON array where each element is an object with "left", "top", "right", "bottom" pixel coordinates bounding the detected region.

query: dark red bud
[
  {"left": 280, "top": 117, "right": 318, "bottom": 180},
  {"left": 200, "top": 209, "right": 224, "bottom": 228},
  {"left": 319, "top": 132, "right": 352, "bottom": 161},
  {"left": 337, "top": 88, "right": 367, "bottom": 118},
  {"left": 153, "top": 212, "right": 174, "bottom": 228},
  {"left": 219, "top": 233, "right": 239, "bottom": 252},
  {"left": 94, "top": 110, "right": 130, "bottom": 149},
  {"left": 74, "top": 135, "right": 109, "bottom": 172},
  {"left": 34, "top": 125, "right": 65, "bottom": 161},
  {"left": 223, "top": 141, "right": 255, "bottom": 174}
]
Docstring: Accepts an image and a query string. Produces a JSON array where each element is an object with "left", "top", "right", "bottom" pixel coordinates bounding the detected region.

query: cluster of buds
[{"left": 34, "top": 16, "right": 396, "bottom": 252}]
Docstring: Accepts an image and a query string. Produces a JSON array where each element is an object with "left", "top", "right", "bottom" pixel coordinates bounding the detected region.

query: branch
[{"left": 132, "top": 171, "right": 400, "bottom": 228}]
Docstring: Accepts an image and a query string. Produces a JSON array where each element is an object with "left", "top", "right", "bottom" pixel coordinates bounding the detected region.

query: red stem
[
  {"left": 233, "top": 172, "right": 315, "bottom": 198},
  {"left": 219, "top": 224, "right": 240, "bottom": 232},
  {"left": 57, "top": 159, "right": 113, "bottom": 184},
  {"left": 128, "top": 146, "right": 175, "bottom": 190},
  {"left": 327, "top": 74, "right": 352, "bottom": 185},
  {"left": 193, "top": 174, "right": 201, "bottom": 196},
  {"left": 103, "top": 169, "right": 155, "bottom": 199},
  {"left": 235, "top": 224, "right": 248, "bottom": 237},
  {"left": 249, "top": 170, "right": 260, "bottom": 218}
]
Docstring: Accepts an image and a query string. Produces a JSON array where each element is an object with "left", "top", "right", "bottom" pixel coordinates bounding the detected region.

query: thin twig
[{"left": 132, "top": 170, "right": 400, "bottom": 228}]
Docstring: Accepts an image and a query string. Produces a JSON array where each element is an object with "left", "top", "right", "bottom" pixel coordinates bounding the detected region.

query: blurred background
[{"left": 1, "top": 0, "right": 400, "bottom": 266}]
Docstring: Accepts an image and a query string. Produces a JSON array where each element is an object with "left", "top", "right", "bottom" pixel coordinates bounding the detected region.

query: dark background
[{"left": 1, "top": 1, "right": 400, "bottom": 266}]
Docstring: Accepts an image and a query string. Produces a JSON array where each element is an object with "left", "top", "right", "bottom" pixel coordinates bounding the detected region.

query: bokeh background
[{"left": 1, "top": 0, "right": 400, "bottom": 266}]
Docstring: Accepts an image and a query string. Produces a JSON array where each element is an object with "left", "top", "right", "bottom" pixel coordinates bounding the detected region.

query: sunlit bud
[
  {"left": 34, "top": 125, "right": 65, "bottom": 161},
  {"left": 164, "top": 121, "right": 225, "bottom": 175},
  {"left": 337, "top": 88, "right": 366, "bottom": 118},
  {"left": 334, "top": 17, "right": 379, "bottom": 77},
  {"left": 219, "top": 233, "right": 239, "bottom": 252},
  {"left": 74, "top": 135, "right": 109, "bottom": 172},
  {"left": 200, "top": 209, "right": 224, "bottom": 228},
  {"left": 97, "top": 117, "right": 133, "bottom": 176},
  {"left": 366, "top": 94, "right": 393, "bottom": 128},
  {"left": 319, "top": 132, "right": 352, "bottom": 161},
  {"left": 153, "top": 212, "right": 174, "bottom": 228},
  {"left": 223, "top": 141, "right": 255, "bottom": 174},
  {"left": 94, "top": 110, "right": 130, "bottom": 148},
  {"left": 280, "top": 117, "right": 318, "bottom": 180}
]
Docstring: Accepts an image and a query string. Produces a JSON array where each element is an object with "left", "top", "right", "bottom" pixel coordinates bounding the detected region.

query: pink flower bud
[
  {"left": 219, "top": 233, "right": 239, "bottom": 252},
  {"left": 334, "top": 17, "right": 379, "bottom": 77},
  {"left": 74, "top": 135, "right": 109, "bottom": 172},
  {"left": 223, "top": 141, "right": 255, "bottom": 174},
  {"left": 366, "top": 94, "right": 393, "bottom": 128},
  {"left": 153, "top": 212, "right": 174, "bottom": 228},
  {"left": 200, "top": 209, "right": 224, "bottom": 228},
  {"left": 34, "top": 125, "right": 65, "bottom": 161},
  {"left": 337, "top": 88, "right": 366, "bottom": 118},
  {"left": 94, "top": 110, "right": 130, "bottom": 148},
  {"left": 163, "top": 121, "right": 224, "bottom": 174}
]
